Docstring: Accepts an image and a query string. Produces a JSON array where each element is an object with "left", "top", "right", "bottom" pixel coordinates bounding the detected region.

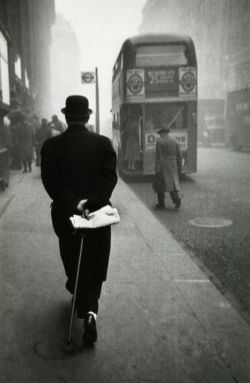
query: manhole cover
[
  {"left": 189, "top": 217, "right": 232, "bottom": 228},
  {"left": 35, "top": 337, "right": 82, "bottom": 359}
]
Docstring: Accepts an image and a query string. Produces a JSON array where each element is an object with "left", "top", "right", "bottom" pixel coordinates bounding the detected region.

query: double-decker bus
[{"left": 112, "top": 33, "right": 197, "bottom": 176}]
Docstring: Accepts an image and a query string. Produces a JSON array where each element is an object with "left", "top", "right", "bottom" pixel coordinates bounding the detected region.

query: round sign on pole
[{"left": 81, "top": 72, "right": 95, "bottom": 84}]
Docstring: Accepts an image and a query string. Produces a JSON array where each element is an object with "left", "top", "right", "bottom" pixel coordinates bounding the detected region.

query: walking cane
[{"left": 66, "top": 230, "right": 85, "bottom": 346}]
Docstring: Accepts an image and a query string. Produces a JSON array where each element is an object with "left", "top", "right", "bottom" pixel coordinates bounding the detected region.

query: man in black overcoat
[{"left": 41, "top": 95, "right": 117, "bottom": 344}]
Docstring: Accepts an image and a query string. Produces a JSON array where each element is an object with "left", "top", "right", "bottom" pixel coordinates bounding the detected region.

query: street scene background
[{"left": 0, "top": 0, "right": 250, "bottom": 382}]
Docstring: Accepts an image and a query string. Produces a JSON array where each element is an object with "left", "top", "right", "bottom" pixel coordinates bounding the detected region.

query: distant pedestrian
[
  {"left": 41, "top": 95, "right": 117, "bottom": 345},
  {"left": 9, "top": 110, "right": 24, "bottom": 170},
  {"left": 124, "top": 120, "right": 140, "bottom": 171},
  {"left": 49, "top": 114, "right": 63, "bottom": 134},
  {"left": 31, "top": 114, "right": 40, "bottom": 135},
  {"left": 19, "top": 116, "right": 34, "bottom": 173},
  {"left": 35, "top": 118, "right": 52, "bottom": 166},
  {"left": 153, "top": 126, "right": 182, "bottom": 209}
]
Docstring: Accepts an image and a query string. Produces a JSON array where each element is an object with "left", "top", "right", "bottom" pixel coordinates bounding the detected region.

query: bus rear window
[{"left": 136, "top": 45, "right": 188, "bottom": 67}]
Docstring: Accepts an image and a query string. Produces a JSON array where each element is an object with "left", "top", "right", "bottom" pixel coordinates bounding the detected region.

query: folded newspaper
[{"left": 70, "top": 205, "right": 120, "bottom": 229}]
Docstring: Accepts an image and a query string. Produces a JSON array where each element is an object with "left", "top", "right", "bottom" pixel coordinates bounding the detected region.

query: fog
[
  {"left": 51, "top": 1, "right": 250, "bottom": 142},
  {"left": 52, "top": 0, "right": 146, "bottom": 135}
]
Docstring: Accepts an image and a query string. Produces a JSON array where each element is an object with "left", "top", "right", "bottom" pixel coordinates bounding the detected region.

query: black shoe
[
  {"left": 154, "top": 203, "right": 166, "bottom": 210},
  {"left": 82, "top": 313, "right": 97, "bottom": 344},
  {"left": 23, "top": 169, "right": 27, "bottom": 173},
  {"left": 175, "top": 198, "right": 182, "bottom": 209}
]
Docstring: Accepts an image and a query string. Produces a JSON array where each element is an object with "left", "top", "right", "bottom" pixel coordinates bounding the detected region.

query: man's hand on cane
[{"left": 76, "top": 199, "right": 90, "bottom": 219}]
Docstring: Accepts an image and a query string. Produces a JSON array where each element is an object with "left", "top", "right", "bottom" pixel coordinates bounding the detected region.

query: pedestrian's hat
[
  {"left": 61, "top": 95, "right": 93, "bottom": 117},
  {"left": 156, "top": 125, "right": 170, "bottom": 134}
]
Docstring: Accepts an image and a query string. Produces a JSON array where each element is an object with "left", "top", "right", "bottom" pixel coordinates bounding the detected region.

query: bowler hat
[
  {"left": 156, "top": 125, "right": 170, "bottom": 134},
  {"left": 61, "top": 95, "right": 93, "bottom": 117}
]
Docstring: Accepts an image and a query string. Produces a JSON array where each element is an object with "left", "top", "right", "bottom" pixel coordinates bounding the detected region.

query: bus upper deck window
[{"left": 136, "top": 45, "right": 188, "bottom": 67}]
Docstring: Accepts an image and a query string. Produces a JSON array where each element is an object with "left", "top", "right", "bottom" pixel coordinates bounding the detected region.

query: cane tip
[{"left": 62, "top": 340, "right": 75, "bottom": 353}]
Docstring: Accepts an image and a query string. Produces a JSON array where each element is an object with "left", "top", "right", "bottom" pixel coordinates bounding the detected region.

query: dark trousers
[
  {"left": 51, "top": 205, "right": 111, "bottom": 318},
  {"left": 22, "top": 157, "right": 32, "bottom": 171},
  {"left": 157, "top": 190, "right": 181, "bottom": 206},
  {"left": 35, "top": 144, "right": 41, "bottom": 166},
  {"left": 21, "top": 149, "right": 32, "bottom": 172},
  {"left": 59, "top": 234, "right": 103, "bottom": 318}
]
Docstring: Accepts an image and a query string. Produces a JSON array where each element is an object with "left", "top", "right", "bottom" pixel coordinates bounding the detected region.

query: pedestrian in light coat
[
  {"left": 153, "top": 126, "right": 182, "bottom": 209},
  {"left": 41, "top": 95, "right": 117, "bottom": 344},
  {"left": 124, "top": 120, "right": 140, "bottom": 171}
]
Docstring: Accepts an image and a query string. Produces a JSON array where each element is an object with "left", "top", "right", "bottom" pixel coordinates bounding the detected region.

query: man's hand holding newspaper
[{"left": 70, "top": 205, "right": 120, "bottom": 229}]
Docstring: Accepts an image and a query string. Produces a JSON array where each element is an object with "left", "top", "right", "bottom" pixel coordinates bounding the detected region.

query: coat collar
[{"left": 66, "top": 123, "right": 89, "bottom": 132}]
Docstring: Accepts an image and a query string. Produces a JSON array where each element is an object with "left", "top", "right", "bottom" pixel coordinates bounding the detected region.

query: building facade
[
  {"left": 50, "top": 14, "right": 82, "bottom": 117},
  {"left": 0, "top": 0, "right": 55, "bottom": 181},
  {"left": 224, "top": 0, "right": 250, "bottom": 147}
]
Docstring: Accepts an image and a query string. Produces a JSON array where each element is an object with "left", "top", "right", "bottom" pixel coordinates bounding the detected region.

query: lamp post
[{"left": 95, "top": 67, "right": 100, "bottom": 134}]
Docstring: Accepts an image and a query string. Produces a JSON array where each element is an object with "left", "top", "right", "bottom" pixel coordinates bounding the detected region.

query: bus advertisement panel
[{"left": 112, "top": 34, "right": 197, "bottom": 176}]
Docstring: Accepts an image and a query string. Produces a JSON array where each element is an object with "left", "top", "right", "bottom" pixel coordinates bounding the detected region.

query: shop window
[
  {"left": 25, "top": 69, "right": 30, "bottom": 89},
  {"left": 0, "top": 31, "right": 10, "bottom": 105},
  {"left": 15, "top": 55, "right": 22, "bottom": 79}
]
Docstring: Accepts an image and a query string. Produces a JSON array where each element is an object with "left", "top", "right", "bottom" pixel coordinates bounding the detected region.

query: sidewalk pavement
[
  {"left": 0, "top": 169, "right": 26, "bottom": 217},
  {"left": 0, "top": 167, "right": 250, "bottom": 383}
]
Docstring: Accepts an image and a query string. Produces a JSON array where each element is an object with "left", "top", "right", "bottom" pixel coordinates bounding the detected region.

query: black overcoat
[{"left": 41, "top": 124, "right": 117, "bottom": 281}]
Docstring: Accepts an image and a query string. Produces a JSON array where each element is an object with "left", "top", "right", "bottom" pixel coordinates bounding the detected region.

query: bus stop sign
[{"left": 81, "top": 71, "right": 95, "bottom": 84}]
